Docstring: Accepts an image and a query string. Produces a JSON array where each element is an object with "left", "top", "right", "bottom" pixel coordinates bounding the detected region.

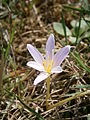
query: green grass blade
[
  {"left": 61, "top": 12, "right": 67, "bottom": 44},
  {"left": 71, "top": 51, "right": 90, "bottom": 73},
  {"left": 76, "top": 12, "right": 82, "bottom": 44},
  {"left": 75, "top": 84, "right": 90, "bottom": 89},
  {"left": 0, "top": 50, "right": 4, "bottom": 100},
  {"left": 4, "top": 27, "right": 15, "bottom": 63},
  {"left": 5, "top": 89, "right": 44, "bottom": 120},
  {"left": 17, "top": 96, "right": 44, "bottom": 120},
  {"left": 63, "top": 4, "right": 90, "bottom": 14}
]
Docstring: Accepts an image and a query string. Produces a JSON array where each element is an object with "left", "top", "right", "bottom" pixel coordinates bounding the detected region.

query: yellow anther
[
  {"left": 43, "top": 59, "right": 53, "bottom": 74},
  {"left": 51, "top": 60, "right": 53, "bottom": 66}
]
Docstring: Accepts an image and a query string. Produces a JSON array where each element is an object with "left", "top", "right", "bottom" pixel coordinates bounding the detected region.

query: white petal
[
  {"left": 34, "top": 72, "right": 49, "bottom": 85},
  {"left": 46, "top": 34, "right": 55, "bottom": 61},
  {"left": 51, "top": 66, "right": 63, "bottom": 73},
  {"left": 27, "top": 61, "right": 45, "bottom": 71},
  {"left": 27, "top": 44, "right": 44, "bottom": 65},
  {"left": 53, "top": 45, "right": 71, "bottom": 67}
]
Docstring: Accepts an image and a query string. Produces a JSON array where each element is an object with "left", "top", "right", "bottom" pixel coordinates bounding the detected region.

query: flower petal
[
  {"left": 53, "top": 45, "right": 71, "bottom": 67},
  {"left": 27, "top": 44, "right": 44, "bottom": 65},
  {"left": 27, "top": 61, "right": 45, "bottom": 71},
  {"left": 46, "top": 34, "right": 55, "bottom": 61},
  {"left": 34, "top": 72, "right": 49, "bottom": 85},
  {"left": 51, "top": 66, "right": 63, "bottom": 73}
]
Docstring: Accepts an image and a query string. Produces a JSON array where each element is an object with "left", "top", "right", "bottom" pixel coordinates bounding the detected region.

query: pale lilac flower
[{"left": 27, "top": 34, "right": 70, "bottom": 85}]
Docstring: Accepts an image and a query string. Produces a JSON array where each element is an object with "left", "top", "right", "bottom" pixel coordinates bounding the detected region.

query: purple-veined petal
[
  {"left": 53, "top": 45, "right": 71, "bottom": 67},
  {"left": 46, "top": 34, "right": 55, "bottom": 61},
  {"left": 27, "top": 44, "right": 44, "bottom": 65},
  {"left": 27, "top": 61, "right": 45, "bottom": 71},
  {"left": 51, "top": 66, "right": 63, "bottom": 73},
  {"left": 34, "top": 72, "right": 49, "bottom": 85}
]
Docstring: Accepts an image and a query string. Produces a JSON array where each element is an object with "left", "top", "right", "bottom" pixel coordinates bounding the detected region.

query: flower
[{"left": 27, "top": 34, "right": 70, "bottom": 85}]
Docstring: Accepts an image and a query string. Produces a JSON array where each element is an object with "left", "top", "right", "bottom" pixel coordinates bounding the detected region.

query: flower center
[{"left": 43, "top": 59, "right": 53, "bottom": 73}]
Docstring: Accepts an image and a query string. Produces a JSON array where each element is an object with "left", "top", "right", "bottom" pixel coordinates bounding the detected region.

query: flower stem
[{"left": 46, "top": 77, "right": 50, "bottom": 109}]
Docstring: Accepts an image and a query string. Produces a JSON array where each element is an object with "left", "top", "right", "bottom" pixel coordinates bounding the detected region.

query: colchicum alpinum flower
[{"left": 27, "top": 34, "right": 70, "bottom": 85}]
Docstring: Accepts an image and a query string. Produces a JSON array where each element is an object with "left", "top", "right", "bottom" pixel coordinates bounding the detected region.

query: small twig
[{"left": 33, "top": 4, "right": 43, "bottom": 28}]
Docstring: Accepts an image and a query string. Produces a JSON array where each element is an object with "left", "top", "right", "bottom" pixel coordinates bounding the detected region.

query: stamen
[{"left": 43, "top": 58, "right": 53, "bottom": 74}]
